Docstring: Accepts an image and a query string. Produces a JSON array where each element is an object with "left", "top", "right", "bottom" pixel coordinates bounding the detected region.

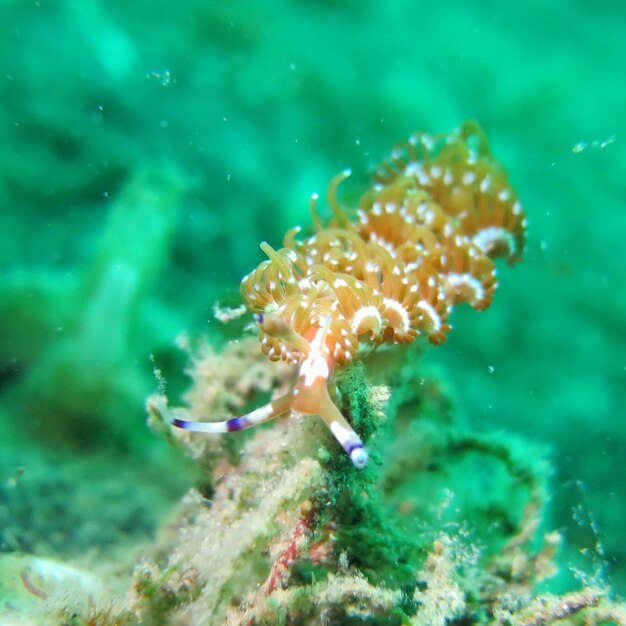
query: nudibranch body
[{"left": 172, "top": 122, "right": 526, "bottom": 468}]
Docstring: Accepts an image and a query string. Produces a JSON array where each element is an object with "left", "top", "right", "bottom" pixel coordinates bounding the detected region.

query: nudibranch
[{"left": 172, "top": 122, "right": 526, "bottom": 468}]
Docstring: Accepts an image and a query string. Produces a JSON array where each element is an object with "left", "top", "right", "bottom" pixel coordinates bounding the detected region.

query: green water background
[{"left": 0, "top": 0, "right": 624, "bottom": 595}]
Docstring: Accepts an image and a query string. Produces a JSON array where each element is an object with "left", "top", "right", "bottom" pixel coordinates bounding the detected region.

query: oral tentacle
[
  {"left": 172, "top": 392, "right": 294, "bottom": 433},
  {"left": 290, "top": 327, "right": 368, "bottom": 468},
  {"left": 314, "top": 388, "right": 368, "bottom": 469}
]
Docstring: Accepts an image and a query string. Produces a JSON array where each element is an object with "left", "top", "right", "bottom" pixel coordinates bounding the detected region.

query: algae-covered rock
[
  {"left": 131, "top": 339, "right": 625, "bottom": 625},
  {"left": 0, "top": 554, "right": 108, "bottom": 626}
]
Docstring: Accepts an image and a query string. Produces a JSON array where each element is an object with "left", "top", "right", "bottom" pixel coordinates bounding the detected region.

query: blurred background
[{"left": 0, "top": 0, "right": 624, "bottom": 594}]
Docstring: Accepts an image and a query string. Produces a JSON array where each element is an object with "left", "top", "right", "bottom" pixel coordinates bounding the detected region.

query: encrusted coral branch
[
  {"left": 172, "top": 122, "right": 526, "bottom": 467},
  {"left": 262, "top": 513, "right": 311, "bottom": 595}
]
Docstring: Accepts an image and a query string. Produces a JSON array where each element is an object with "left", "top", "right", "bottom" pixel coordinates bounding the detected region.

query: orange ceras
[{"left": 172, "top": 121, "right": 526, "bottom": 468}]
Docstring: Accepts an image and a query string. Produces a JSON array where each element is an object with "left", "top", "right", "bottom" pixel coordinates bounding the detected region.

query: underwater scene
[{"left": 0, "top": 1, "right": 625, "bottom": 624}]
